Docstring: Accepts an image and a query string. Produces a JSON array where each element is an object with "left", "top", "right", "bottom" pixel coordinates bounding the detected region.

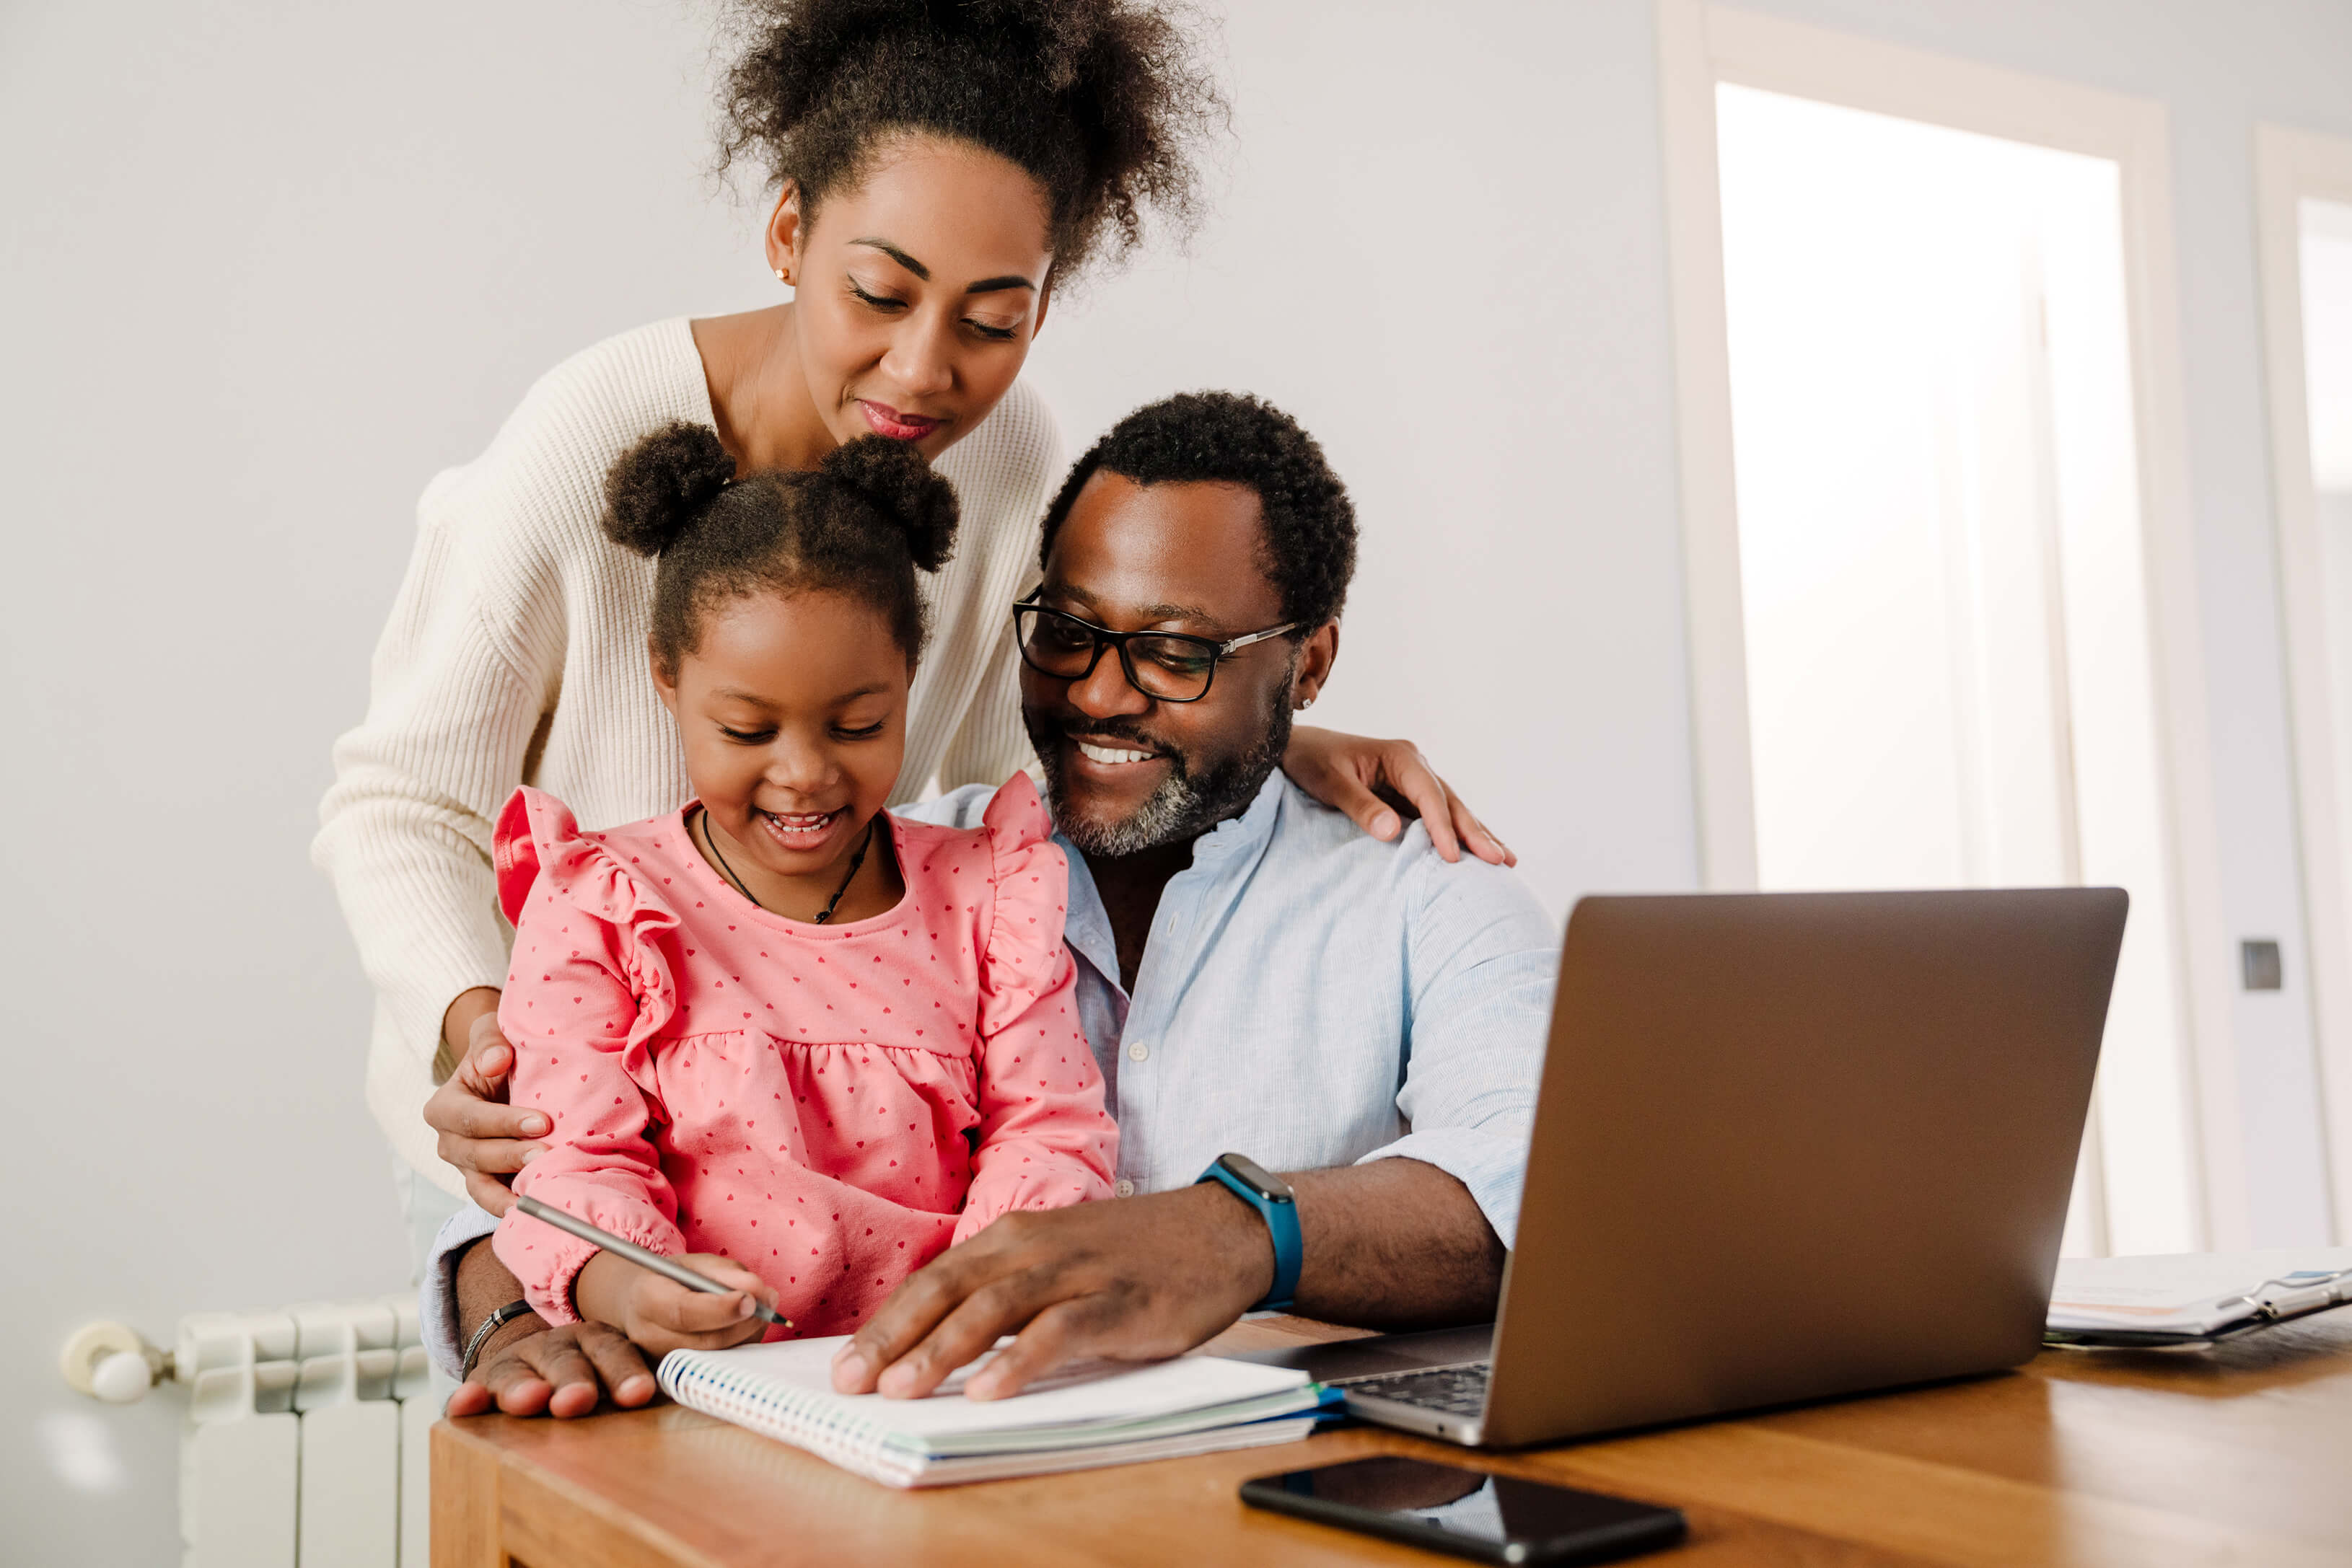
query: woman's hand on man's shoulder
[{"left": 1280, "top": 726, "right": 1516, "bottom": 868}]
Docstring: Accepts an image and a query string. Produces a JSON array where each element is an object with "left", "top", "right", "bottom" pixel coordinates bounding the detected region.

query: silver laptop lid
[{"left": 1481, "top": 888, "right": 2124, "bottom": 1448}]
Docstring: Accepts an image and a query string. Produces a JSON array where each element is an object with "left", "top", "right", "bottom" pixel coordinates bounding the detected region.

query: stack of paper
[
  {"left": 2046, "top": 1247, "right": 2352, "bottom": 1343},
  {"left": 657, "top": 1335, "right": 1335, "bottom": 1487}
]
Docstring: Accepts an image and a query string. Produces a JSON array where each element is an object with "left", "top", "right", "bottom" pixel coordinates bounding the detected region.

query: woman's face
[
  {"left": 771, "top": 136, "right": 1056, "bottom": 461},
  {"left": 653, "top": 589, "right": 911, "bottom": 891}
]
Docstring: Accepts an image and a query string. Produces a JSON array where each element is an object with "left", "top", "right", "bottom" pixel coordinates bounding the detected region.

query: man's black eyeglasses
[{"left": 1012, "top": 594, "right": 1301, "bottom": 703}]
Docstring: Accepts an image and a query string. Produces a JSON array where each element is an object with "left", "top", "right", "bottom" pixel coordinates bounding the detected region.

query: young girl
[{"left": 491, "top": 424, "right": 1115, "bottom": 1352}]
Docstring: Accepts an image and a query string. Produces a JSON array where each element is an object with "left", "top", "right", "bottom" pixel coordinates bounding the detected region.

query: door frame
[
  {"left": 1654, "top": 1, "right": 2247, "bottom": 1248},
  {"left": 2254, "top": 123, "right": 2352, "bottom": 1243}
]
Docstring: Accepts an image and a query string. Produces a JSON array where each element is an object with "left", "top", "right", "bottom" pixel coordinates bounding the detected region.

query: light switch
[{"left": 2241, "top": 939, "right": 2283, "bottom": 991}]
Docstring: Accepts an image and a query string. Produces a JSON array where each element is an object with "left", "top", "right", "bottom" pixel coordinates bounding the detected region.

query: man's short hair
[{"left": 1037, "top": 392, "right": 1359, "bottom": 634}]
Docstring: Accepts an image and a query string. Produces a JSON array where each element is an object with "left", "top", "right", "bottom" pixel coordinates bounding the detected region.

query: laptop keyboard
[{"left": 1344, "top": 1362, "right": 1492, "bottom": 1416}]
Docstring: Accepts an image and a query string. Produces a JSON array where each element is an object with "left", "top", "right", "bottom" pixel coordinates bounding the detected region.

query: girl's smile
[{"left": 751, "top": 803, "right": 852, "bottom": 855}]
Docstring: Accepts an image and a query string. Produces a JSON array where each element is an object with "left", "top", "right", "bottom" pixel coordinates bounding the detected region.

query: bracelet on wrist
[{"left": 460, "top": 1299, "right": 535, "bottom": 1383}]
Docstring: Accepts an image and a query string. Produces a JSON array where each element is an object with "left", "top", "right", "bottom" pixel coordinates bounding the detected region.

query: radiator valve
[{"left": 61, "top": 1321, "right": 173, "bottom": 1404}]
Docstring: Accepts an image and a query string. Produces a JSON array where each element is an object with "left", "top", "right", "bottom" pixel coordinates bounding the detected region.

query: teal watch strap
[{"left": 1196, "top": 1153, "right": 1302, "bottom": 1312}]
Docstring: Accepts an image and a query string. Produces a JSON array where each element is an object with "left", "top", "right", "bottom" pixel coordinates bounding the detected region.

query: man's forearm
[
  {"left": 452, "top": 1235, "right": 546, "bottom": 1372},
  {"left": 1282, "top": 1158, "right": 1505, "bottom": 1326}
]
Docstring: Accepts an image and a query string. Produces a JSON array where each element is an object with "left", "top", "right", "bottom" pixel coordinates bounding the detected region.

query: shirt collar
[
  {"left": 1188, "top": 770, "right": 1288, "bottom": 863},
  {"left": 1056, "top": 830, "right": 1120, "bottom": 989},
  {"left": 1050, "top": 769, "right": 1287, "bottom": 987}
]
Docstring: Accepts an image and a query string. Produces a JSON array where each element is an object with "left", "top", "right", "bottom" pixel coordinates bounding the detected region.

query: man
[{"left": 433, "top": 392, "right": 1555, "bottom": 1413}]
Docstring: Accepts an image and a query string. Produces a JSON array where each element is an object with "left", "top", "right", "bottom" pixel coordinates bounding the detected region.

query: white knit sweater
[{"left": 315, "top": 317, "right": 1060, "bottom": 1193}]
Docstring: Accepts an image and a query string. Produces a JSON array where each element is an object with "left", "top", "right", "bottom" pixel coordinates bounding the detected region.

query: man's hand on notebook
[
  {"left": 830, "top": 1184, "right": 1272, "bottom": 1401},
  {"left": 830, "top": 1159, "right": 1506, "bottom": 1403}
]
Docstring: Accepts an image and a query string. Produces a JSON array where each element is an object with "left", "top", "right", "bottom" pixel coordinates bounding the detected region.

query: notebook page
[{"left": 680, "top": 1334, "right": 1312, "bottom": 1441}]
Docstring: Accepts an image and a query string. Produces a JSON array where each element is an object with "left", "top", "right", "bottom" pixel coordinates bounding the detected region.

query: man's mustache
[{"left": 1037, "top": 713, "right": 1183, "bottom": 767}]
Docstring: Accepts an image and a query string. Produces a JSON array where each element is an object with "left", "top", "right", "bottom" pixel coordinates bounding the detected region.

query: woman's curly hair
[{"left": 715, "top": 0, "right": 1224, "bottom": 280}]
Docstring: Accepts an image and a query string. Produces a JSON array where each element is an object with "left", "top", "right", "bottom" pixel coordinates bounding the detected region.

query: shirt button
[
  {"left": 1128, "top": 1042, "right": 1150, "bottom": 1063},
  {"left": 1114, "top": 1179, "right": 1136, "bottom": 1198}
]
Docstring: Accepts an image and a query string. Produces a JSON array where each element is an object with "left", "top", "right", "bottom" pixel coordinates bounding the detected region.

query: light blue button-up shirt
[{"left": 424, "top": 772, "right": 1555, "bottom": 1376}]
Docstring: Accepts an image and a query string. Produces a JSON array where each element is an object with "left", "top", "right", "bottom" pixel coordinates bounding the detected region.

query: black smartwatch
[{"left": 1195, "top": 1153, "right": 1303, "bottom": 1312}]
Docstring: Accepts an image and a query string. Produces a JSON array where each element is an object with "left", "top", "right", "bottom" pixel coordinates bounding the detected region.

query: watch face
[{"left": 1220, "top": 1153, "right": 1295, "bottom": 1202}]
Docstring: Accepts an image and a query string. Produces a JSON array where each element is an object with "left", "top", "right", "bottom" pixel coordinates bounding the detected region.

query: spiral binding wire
[{"left": 657, "top": 1349, "right": 926, "bottom": 1486}]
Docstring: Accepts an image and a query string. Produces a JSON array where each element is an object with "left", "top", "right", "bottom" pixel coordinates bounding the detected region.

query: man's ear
[
  {"left": 1291, "top": 621, "right": 1339, "bottom": 710},
  {"left": 764, "top": 183, "right": 805, "bottom": 282}
]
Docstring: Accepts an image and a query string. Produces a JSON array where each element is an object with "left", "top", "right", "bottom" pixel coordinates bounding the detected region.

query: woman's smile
[{"left": 856, "top": 399, "right": 944, "bottom": 441}]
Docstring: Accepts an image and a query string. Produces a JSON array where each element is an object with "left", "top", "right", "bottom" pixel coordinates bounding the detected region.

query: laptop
[{"left": 1237, "top": 888, "right": 2126, "bottom": 1448}]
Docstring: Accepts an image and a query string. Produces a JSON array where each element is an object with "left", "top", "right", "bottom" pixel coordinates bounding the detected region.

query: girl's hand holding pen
[{"left": 575, "top": 1250, "right": 780, "bottom": 1357}]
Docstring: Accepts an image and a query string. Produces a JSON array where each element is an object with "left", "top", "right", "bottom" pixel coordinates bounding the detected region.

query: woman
[{"left": 316, "top": 0, "right": 1510, "bottom": 1290}]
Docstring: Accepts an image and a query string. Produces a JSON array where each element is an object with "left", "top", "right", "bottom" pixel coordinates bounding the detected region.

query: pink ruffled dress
[{"left": 488, "top": 775, "right": 1116, "bottom": 1339}]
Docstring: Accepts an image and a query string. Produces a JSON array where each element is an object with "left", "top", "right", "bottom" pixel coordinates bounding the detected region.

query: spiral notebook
[{"left": 657, "top": 1334, "right": 1335, "bottom": 1487}]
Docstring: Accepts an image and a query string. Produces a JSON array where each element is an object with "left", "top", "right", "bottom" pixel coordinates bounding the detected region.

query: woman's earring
[{"left": 774, "top": 266, "right": 792, "bottom": 285}]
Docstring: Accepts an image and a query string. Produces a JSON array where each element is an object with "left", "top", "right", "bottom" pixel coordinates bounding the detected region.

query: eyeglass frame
[{"left": 1010, "top": 593, "right": 1304, "bottom": 703}]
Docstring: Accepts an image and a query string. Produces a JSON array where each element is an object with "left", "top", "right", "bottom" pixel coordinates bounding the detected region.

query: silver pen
[{"left": 513, "top": 1193, "right": 791, "bottom": 1328}]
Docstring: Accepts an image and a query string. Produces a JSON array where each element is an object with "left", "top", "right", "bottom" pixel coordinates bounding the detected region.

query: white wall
[
  {"left": 8, "top": 0, "right": 2352, "bottom": 1559},
  {"left": 0, "top": 4, "right": 773, "bottom": 1560}
]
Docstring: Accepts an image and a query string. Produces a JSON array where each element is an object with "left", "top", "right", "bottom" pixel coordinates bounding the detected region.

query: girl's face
[
  {"left": 653, "top": 589, "right": 910, "bottom": 891},
  {"left": 769, "top": 135, "right": 1056, "bottom": 462}
]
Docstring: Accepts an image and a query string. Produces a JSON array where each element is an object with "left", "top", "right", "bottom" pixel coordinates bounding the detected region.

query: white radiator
[{"left": 64, "top": 1295, "right": 434, "bottom": 1568}]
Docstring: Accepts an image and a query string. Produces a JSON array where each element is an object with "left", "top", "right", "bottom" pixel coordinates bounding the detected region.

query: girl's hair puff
[{"left": 603, "top": 423, "right": 960, "bottom": 677}]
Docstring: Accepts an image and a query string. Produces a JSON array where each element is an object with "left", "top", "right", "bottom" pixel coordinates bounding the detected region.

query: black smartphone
[{"left": 1239, "top": 1456, "right": 1687, "bottom": 1565}]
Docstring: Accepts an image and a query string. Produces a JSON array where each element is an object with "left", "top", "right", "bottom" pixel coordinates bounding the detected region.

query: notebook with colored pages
[{"left": 656, "top": 1334, "right": 1338, "bottom": 1487}]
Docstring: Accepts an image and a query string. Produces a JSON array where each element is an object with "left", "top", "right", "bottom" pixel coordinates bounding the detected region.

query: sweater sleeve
[
  {"left": 934, "top": 378, "right": 1057, "bottom": 793},
  {"left": 312, "top": 489, "right": 555, "bottom": 1083},
  {"left": 952, "top": 779, "right": 1118, "bottom": 1242}
]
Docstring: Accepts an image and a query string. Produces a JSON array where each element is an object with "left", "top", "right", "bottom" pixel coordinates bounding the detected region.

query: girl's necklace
[{"left": 698, "top": 809, "right": 874, "bottom": 925}]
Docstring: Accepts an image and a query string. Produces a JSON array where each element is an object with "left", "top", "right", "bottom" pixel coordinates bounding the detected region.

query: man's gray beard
[{"left": 1036, "top": 695, "right": 1294, "bottom": 860}]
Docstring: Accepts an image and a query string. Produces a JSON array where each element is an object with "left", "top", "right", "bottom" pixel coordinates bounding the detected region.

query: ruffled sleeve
[
  {"left": 953, "top": 778, "right": 1118, "bottom": 1243},
  {"left": 975, "top": 775, "right": 1074, "bottom": 1035},
  {"left": 493, "top": 787, "right": 683, "bottom": 1085},
  {"left": 489, "top": 788, "right": 690, "bottom": 1323}
]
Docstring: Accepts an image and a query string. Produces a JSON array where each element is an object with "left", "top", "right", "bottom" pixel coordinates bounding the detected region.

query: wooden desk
[{"left": 434, "top": 1310, "right": 2352, "bottom": 1567}]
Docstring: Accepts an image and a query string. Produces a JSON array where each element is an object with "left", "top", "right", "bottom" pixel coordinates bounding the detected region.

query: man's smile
[
  {"left": 1074, "top": 739, "right": 1162, "bottom": 767},
  {"left": 1052, "top": 723, "right": 1178, "bottom": 787}
]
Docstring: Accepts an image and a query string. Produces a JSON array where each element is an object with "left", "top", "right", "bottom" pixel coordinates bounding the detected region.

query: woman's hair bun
[
  {"left": 602, "top": 421, "right": 738, "bottom": 556},
  {"left": 820, "top": 435, "right": 960, "bottom": 572}
]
